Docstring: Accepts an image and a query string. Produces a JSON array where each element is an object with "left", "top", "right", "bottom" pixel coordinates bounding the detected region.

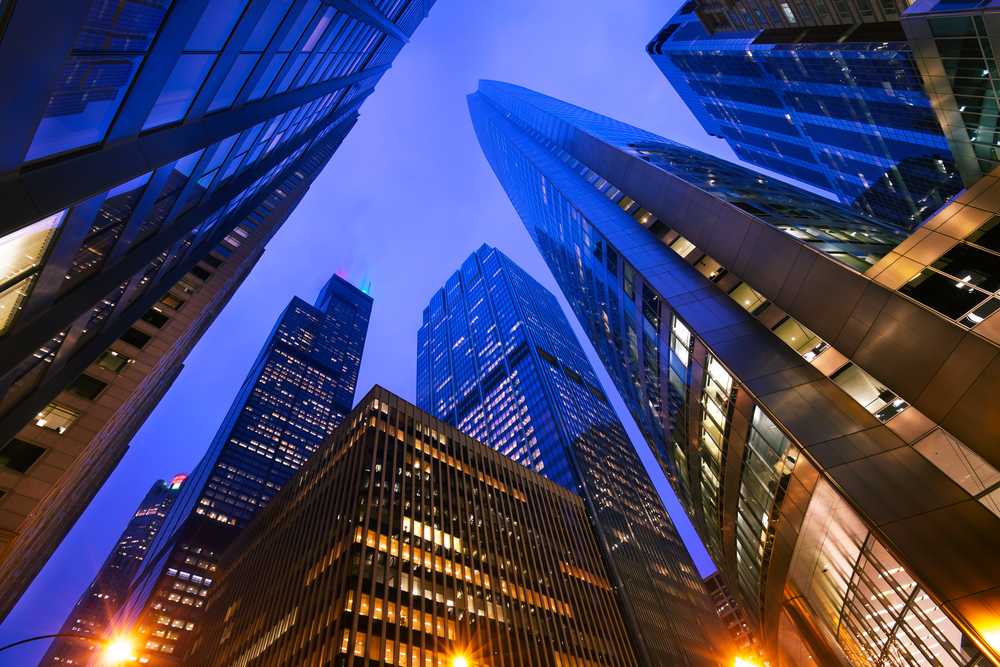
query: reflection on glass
[
  {"left": 0, "top": 212, "right": 66, "bottom": 332},
  {"left": 186, "top": 0, "right": 250, "bottom": 51},
  {"left": 27, "top": 55, "right": 144, "bottom": 160},
  {"left": 143, "top": 54, "right": 217, "bottom": 130},
  {"left": 899, "top": 268, "right": 989, "bottom": 320},
  {"left": 61, "top": 173, "right": 152, "bottom": 292},
  {"left": 248, "top": 54, "right": 288, "bottom": 100},
  {"left": 208, "top": 54, "right": 260, "bottom": 111}
]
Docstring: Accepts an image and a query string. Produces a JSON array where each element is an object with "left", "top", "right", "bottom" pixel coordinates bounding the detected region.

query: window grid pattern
[
  {"left": 646, "top": 9, "right": 963, "bottom": 231},
  {"left": 415, "top": 241, "right": 733, "bottom": 666},
  {"left": 184, "top": 390, "right": 641, "bottom": 667}
]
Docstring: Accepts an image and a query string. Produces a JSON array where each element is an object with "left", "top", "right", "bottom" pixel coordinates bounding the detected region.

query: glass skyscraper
[
  {"left": 416, "top": 245, "right": 734, "bottom": 667},
  {"left": 470, "top": 81, "right": 1000, "bottom": 667},
  {"left": 647, "top": 7, "right": 963, "bottom": 230},
  {"left": 109, "top": 273, "right": 371, "bottom": 665},
  {"left": 37, "top": 475, "right": 187, "bottom": 667},
  {"left": 901, "top": 1, "right": 1000, "bottom": 187},
  {"left": 0, "top": 0, "right": 433, "bottom": 620}
]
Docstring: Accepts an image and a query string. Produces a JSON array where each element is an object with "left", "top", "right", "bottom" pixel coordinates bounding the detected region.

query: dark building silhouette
[
  {"left": 37, "top": 475, "right": 187, "bottom": 667},
  {"left": 108, "top": 274, "right": 371, "bottom": 665}
]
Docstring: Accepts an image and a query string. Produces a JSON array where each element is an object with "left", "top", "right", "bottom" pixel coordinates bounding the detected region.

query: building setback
[
  {"left": 183, "top": 386, "right": 642, "bottom": 667},
  {"left": 0, "top": 144, "right": 339, "bottom": 622},
  {"left": 0, "top": 0, "right": 433, "bottom": 619},
  {"left": 646, "top": 7, "right": 963, "bottom": 230},
  {"left": 469, "top": 81, "right": 1000, "bottom": 667},
  {"left": 37, "top": 475, "right": 187, "bottom": 667},
  {"left": 417, "top": 245, "right": 734, "bottom": 667},
  {"left": 108, "top": 274, "right": 371, "bottom": 665}
]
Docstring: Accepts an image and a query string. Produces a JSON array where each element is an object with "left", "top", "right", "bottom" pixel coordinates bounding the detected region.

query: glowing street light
[
  {"left": 453, "top": 655, "right": 469, "bottom": 667},
  {"left": 0, "top": 633, "right": 134, "bottom": 662},
  {"left": 101, "top": 638, "right": 135, "bottom": 663}
]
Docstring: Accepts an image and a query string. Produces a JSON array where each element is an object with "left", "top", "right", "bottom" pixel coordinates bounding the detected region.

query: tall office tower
[
  {"left": 417, "top": 245, "right": 734, "bottom": 667},
  {"left": 704, "top": 571, "right": 765, "bottom": 663},
  {"left": 184, "top": 387, "right": 645, "bottom": 667},
  {"left": 646, "top": 7, "right": 963, "bottom": 230},
  {"left": 37, "top": 475, "right": 187, "bottom": 667},
  {"left": 469, "top": 81, "right": 1000, "bottom": 667},
  {"left": 108, "top": 273, "right": 371, "bottom": 665},
  {"left": 0, "top": 145, "right": 338, "bottom": 622},
  {"left": 0, "top": 0, "right": 432, "bottom": 617},
  {"left": 684, "top": 0, "right": 911, "bottom": 35},
  {"left": 901, "top": 2, "right": 1000, "bottom": 188}
]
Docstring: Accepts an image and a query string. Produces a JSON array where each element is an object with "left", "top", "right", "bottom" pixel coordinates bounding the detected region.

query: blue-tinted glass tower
[
  {"left": 110, "top": 274, "right": 371, "bottom": 665},
  {"left": 469, "top": 81, "right": 1000, "bottom": 667},
  {"left": 417, "top": 245, "right": 734, "bottom": 667},
  {"left": 38, "top": 475, "right": 187, "bottom": 667},
  {"left": 647, "top": 8, "right": 964, "bottom": 230}
]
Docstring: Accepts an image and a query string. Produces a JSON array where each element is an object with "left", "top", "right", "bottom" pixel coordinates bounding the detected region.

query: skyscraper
[
  {"left": 109, "top": 273, "right": 371, "bottom": 665},
  {"left": 901, "top": 1, "right": 1000, "bottom": 187},
  {"left": 0, "top": 140, "right": 335, "bottom": 623},
  {"left": 37, "top": 475, "right": 187, "bottom": 667},
  {"left": 184, "top": 387, "right": 647, "bottom": 667},
  {"left": 417, "top": 245, "right": 734, "bottom": 667},
  {"left": 469, "top": 81, "right": 1000, "bottom": 667},
  {"left": 646, "top": 7, "right": 963, "bottom": 229},
  {"left": 0, "top": 0, "right": 433, "bottom": 618},
  {"left": 684, "top": 0, "right": 911, "bottom": 35}
]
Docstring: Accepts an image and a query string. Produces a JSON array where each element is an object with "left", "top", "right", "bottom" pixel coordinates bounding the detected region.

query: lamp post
[{"left": 0, "top": 633, "right": 133, "bottom": 662}]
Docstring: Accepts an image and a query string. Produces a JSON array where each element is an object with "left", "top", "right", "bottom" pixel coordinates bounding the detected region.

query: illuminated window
[{"left": 35, "top": 404, "right": 81, "bottom": 434}]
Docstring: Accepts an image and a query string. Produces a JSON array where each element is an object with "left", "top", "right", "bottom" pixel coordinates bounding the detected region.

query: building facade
[
  {"left": 109, "top": 273, "right": 371, "bottom": 665},
  {"left": 416, "top": 245, "right": 734, "bottom": 667},
  {"left": 686, "top": 0, "right": 913, "bottom": 35},
  {"left": 184, "top": 386, "right": 645, "bottom": 667},
  {"left": 37, "top": 475, "right": 187, "bottom": 667},
  {"left": 0, "top": 144, "right": 341, "bottom": 622},
  {"left": 704, "top": 571, "right": 764, "bottom": 662},
  {"left": 469, "top": 81, "right": 1000, "bottom": 667},
  {"left": 0, "top": 0, "right": 433, "bottom": 618},
  {"left": 647, "top": 7, "right": 963, "bottom": 230},
  {"left": 901, "top": 1, "right": 1000, "bottom": 188}
]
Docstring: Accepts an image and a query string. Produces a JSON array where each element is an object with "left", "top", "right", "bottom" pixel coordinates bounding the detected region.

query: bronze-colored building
[
  {"left": 469, "top": 81, "right": 1000, "bottom": 667},
  {"left": 183, "top": 387, "right": 643, "bottom": 667}
]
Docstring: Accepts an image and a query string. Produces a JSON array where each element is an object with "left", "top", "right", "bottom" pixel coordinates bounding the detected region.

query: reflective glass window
[
  {"left": 143, "top": 54, "right": 217, "bottom": 129},
  {"left": 27, "top": 55, "right": 145, "bottom": 160},
  {"left": 61, "top": 173, "right": 151, "bottom": 292},
  {"left": 278, "top": 0, "right": 321, "bottom": 51},
  {"left": 899, "top": 268, "right": 990, "bottom": 319},
  {"left": 186, "top": 0, "right": 250, "bottom": 51},
  {"left": 248, "top": 54, "right": 288, "bottom": 100},
  {"left": 244, "top": 0, "right": 294, "bottom": 50},
  {"left": 208, "top": 54, "right": 260, "bottom": 111},
  {"left": 0, "top": 212, "right": 65, "bottom": 333},
  {"left": 25, "top": 0, "right": 169, "bottom": 160}
]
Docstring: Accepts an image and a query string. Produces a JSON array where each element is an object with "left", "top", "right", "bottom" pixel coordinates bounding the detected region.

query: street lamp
[
  {"left": 0, "top": 634, "right": 134, "bottom": 663},
  {"left": 453, "top": 656, "right": 469, "bottom": 667}
]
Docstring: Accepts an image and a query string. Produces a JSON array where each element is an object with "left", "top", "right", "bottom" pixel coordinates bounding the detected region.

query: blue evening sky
[{"left": 0, "top": 2, "right": 829, "bottom": 661}]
